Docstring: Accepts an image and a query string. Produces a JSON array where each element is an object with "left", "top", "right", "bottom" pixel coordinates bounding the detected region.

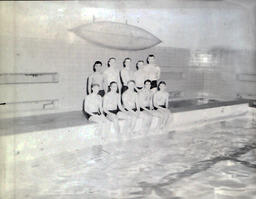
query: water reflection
[{"left": 13, "top": 117, "right": 256, "bottom": 199}]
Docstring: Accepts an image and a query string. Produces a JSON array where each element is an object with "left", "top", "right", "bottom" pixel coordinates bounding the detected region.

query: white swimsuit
[
  {"left": 103, "top": 67, "right": 120, "bottom": 86},
  {"left": 154, "top": 91, "right": 168, "bottom": 107},
  {"left": 122, "top": 90, "right": 137, "bottom": 110},
  {"left": 84, "top": 94, "right": 102, "bottom": 113},
  {"left": 139, "top": 89, "right": 153, "bottom": 107},
  {"left": 103, "top": 92, "right": 119, "bottom": 110}
]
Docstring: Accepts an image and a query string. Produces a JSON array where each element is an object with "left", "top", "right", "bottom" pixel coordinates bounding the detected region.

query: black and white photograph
[{"left": 0, "top": 0, "right": 256, "bottom": 198}]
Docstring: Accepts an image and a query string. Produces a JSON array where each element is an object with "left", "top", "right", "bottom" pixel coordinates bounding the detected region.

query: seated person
[
  {"left": 103, "top": 81, "right": 129, "bottom": 134},
  {"left": 120, "top": 57, "right": 134, "bottom": 94},
  {"left": 122, "top": 80, "right": 140, "bottom": 131},
  {"left": 134, "top": 60, "right": 145, "bottom": 92},
  {"left": 138, "top": 80, "right": 153, "bottom": 112},
  {"left": 153, "top": 81, "right": 171, "bottom": 129},
  {"left": 83, "top": 84, "right": 108, "bottom": 123},
  {"left": 87, "top": 61, "right": 105, "bottom": 97}
]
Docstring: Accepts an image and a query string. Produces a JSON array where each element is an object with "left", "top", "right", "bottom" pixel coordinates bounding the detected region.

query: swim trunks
[
  {"left": 154, "top": 105, "right": 166, "bottom": 110},
  {"left": 98, "top": 90, "right": 105, "bottom": 97},
  {"left": 150, "top": 80, "right": 157, "bottom": 89}
]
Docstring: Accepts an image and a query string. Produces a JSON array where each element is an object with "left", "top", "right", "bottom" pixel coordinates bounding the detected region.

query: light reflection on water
[{"left": 14, "top": 117, "right": 256, "bottom": 199}]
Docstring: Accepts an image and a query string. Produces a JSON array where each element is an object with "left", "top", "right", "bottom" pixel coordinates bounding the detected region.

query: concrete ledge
[{"left": 1, "top": 103, "right": 249, "bottom": 163}]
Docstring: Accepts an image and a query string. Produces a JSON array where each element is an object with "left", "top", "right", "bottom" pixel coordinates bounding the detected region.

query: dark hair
[
  {"left": 91, "top": 83, "right": 100, "bottom": 93},
  {"left": 123, "top": 57, "right": 131, "bottom": 68},
  {"left": 107, "top": 57, "right": 116, "bottom": 67},
  {"left": 93, "top": 61, "right": 102, "bottom": 72},
  {"left": 146, "top": 54, "right": 155, "bottom": 64},
  {"left": 109, "top": 81, "right": 119, "bottom": 93},
  {"left": 144, "top": 79, "right": 151, "bottom": 85},
  {"left": 127, "top": 80, "right": 135, "bottom": 85},
  {"left": 157, "top": 81, "right": 166, "bottom": 90},
  {"left": 136, "top": 60, "right": 144, "bottom": 70}
]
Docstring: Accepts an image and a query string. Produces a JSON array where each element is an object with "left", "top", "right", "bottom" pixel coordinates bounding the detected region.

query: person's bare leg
[
  {"left": 106, "top": 113, "right": 120, "bottom": 135},
  {"left": 139, "top": 112, "right": 152, "bottom": 134},
  {"left": 130, "top": 113, "right": 138, "bottom": 133},
  {"left": 117, "top": 111, "right": 132, "bottom": 137},
  {"left": 150, "top": 110, "right": 163, "bottom": 130},
  {"left": 99, "top": 115, "right": 111, "bottom": 141},
  {"left": 89, "top": 115, "right": 105, "bottom": 142}
]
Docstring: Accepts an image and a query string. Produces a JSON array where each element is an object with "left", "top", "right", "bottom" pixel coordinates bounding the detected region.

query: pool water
[{"left": 11, "top": 116, "right": 256, "bottom": 199}]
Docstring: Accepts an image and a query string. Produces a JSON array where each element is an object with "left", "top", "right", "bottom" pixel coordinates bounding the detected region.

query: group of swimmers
[{"left": 83, "top": 54, "right": 171, "bottom": 134}]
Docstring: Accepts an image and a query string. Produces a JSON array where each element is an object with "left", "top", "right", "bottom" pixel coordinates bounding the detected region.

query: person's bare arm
[
  {"left": 156, "top": 66, "right": 161, "bottom": 80},
  {"left": 165, "top": 93, "right": 169, "bottom": 109},
  {"left": 99, "top": 97, "right": 104, "bottom": 114},
  {"left": 102, "top": 96, "right": 112, "bottom": 116},
  {"left": 87, "top": 75, "right": 92, "bottom": 94},
  {"left": 103, "top": 73, "right": 109, "bottom": 93},
  {"left": 153, "top": 93, "right": 160, "bottom": 109},
  {"left": 84, "top": 97, "right": 96, "bottom": 116},
  {"left": 118, "top": 93, "right": 126, "bottom": 112}
]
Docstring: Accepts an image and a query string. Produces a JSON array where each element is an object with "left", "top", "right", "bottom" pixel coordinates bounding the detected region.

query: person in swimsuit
[
  {"left": 83, "top": 84, "right": 108, "bottom": 123},
  {"left": 103, "top": 81, "right": 129, "bottom": 134},
  {"left": 153, "top": 81, "right": 171, "bottom": 129},
  {"left": 134, "top": 60, "right": 145, "bottom": 92},
  {"left": 142, "top": 54, "right": 161, "bottom": 93},
  {"left": 138, "top": 79, "right": 163, "bottom": 131},
  {"left": 87, "top": 61, "right": 105, "bottom": 97},
  {"left": 120, "top": 57, "right": 134, "bottom": 94},
  {"left": 122, "top": 80, "right": 140, "bottom": 131},
  {"left": 103, "top": 57, "right": 121, "bottom": 93}
]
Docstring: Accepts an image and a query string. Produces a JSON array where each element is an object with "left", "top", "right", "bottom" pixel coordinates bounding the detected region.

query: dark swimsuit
[
  {"left": 121, "top": 86, "right": 128, "bottom": 94},
  {"left": 98, "top": 90, "right": 105, "bottom": 97},
  {"left": 104, "top": 107, "right": 120, "bottom": 116},
  {"left": 154, "top": 105, "right": 166, "bottom": 110},
  {"left": 136, "top": 87, "right": 143, "bottom": 92},
  {"left": 140, "top": 106, "right": 150, "bottom": 111},
  {"left": 150, "top": 80, "right": 157, "bottom": 89},
  {"left": 83, "top": 110, "right": 101, "bottom": 120},
  {"left": 124, "top": 108, "right": 137, "bottom": 112}
]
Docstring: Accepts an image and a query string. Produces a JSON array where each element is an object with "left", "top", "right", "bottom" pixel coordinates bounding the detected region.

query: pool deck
[{"left": 0, "top": 99, "right": 249, "bottom": 136}]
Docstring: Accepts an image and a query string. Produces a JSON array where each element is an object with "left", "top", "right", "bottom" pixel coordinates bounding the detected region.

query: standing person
[
  {"left": 153, "top": 81, "right": 171, "bottom": 129},
  {"left": 87, "top": 61, "right": 105, "bottom": 97},
  {"left": 122, "top": 80, "right": 140, "bottom": 132},
  {"left": 83, "top": 84, "right": 108, "bottom": 123},
  {"left": 103, "top": 81, "right": 130, "bottom": 134},
  {"left": 103, "top": 57, "right": 121, "bottom": 93},
  {"left": 120, "top": 57, "right": 134, "bottom": 94},
  {"left": 142, "top": 54, "right": 161, "bottom": 92},
  {"left": 134, "top": 60, "right": 145, "bottom": 92}
]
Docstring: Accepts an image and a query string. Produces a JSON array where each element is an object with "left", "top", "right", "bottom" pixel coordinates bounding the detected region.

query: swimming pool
[{"left": 1, "top": 105, "right": 255, "bottom": 199}]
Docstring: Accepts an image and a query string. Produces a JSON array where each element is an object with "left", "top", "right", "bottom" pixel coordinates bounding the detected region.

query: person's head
[
  {"left": 146, "top": 54, "right": 156, "bottom": 64},
  {"left": 93, "top": 61, "right": 102, "bottom": 72},
  {"left": 158, "top": 81, "right": 166, "bottom": 91},
  {"left": 136, "top": 60, "right": 144, "bottom": 70},
  {"left": 107, "top": 57, "right": 116, "bottom": 67},
  {"left": 91, "top": 83, "right": 100, "bottom": 93},
  {"left": 123, "top": 57, "right": 131, "bottom": 69},
  {"left": 144, "top": 79, "right": 151, "bottom": 90},
  {"left": 127, "top": 80, "right": 136, "bottom": 90},
  {"left": 109, "top": 81, "right": 119, "bottom": 93}
]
